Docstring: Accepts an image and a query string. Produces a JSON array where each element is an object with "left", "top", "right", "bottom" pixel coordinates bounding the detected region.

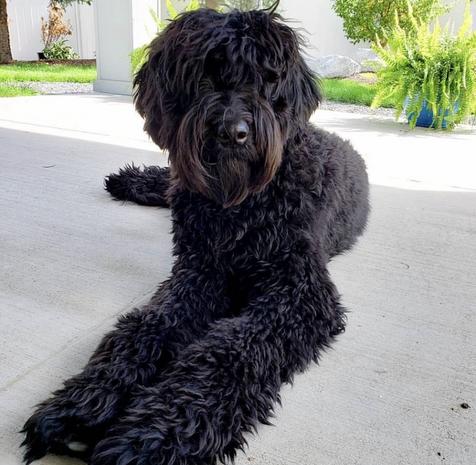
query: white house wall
[
  {"left": 279, "top": 0, "right": 364, "bottom": 60},
  {"left": 440, "top": 0, "right": 476, "bottom": 29},
  {"left": 7, "top": 0, "right": 95, "bottom": 61}
]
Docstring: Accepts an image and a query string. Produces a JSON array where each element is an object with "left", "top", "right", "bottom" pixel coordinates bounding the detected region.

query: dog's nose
[{"left": 231, "top": 120, "right": 249, "bottom": 145}]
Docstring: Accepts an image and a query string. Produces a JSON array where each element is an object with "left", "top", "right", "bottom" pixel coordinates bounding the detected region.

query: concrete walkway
[{"left": 0, "top": 95, "right": 475, "bottom": 465}]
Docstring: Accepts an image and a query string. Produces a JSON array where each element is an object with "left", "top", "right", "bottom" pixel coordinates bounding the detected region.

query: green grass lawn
[
  {"left": 322, "top": 78, "right": 395, "bottom": 108},
  {"left": 0, "top": 62, "right": 96, "bottom": 83},
  {"left": 0, "top": 84, "right": 38, "bottom": 97}
]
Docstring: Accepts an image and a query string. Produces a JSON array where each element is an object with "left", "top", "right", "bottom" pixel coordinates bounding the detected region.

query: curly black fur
[{"left": 22, "top": 7, "right": 369, "bottom": 465}]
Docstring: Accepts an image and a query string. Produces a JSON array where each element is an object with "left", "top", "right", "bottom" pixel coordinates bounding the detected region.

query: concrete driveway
[{"left": 0, "top": 95, "right": 475, "bottom": 465}]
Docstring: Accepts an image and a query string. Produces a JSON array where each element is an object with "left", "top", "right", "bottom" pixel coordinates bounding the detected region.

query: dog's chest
[{"left": 171, "top": 186, "right": 312, "bottom": 265}]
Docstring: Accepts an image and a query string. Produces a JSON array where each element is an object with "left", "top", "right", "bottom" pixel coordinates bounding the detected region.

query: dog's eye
[
  {"left": 263, "top": 70, "right": 279, "bottom": 83},
  {"left": 204, "top": 51, "right": 226, "bottom": 79},
  {"left": 273, "top": 97, "right": 288, "bottom": 113}
]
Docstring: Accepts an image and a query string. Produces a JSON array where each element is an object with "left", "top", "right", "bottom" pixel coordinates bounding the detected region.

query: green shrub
[
  {"left": 43, "top": 39, "right": 78, "bottom": 60},
  {"left": 333, "top": 0, "right": 449, "bottom": 46},
  {"left": 371, "top": 1, "right": 476, "bottom": 129}
]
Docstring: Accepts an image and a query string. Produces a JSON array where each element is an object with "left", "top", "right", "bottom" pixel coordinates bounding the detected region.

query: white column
[{"left": 93, "top": 0, "right": 161, "bottom": 95}]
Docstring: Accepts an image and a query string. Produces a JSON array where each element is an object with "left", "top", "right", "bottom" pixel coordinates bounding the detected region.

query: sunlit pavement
[{"left": 1, "top": 95, "right": 475, "bottom": 465}]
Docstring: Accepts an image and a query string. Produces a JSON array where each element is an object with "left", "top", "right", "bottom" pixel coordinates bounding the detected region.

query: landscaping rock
[
  {"left": 310, "top": 55, "right": 361, "bottom": 79},
  {"left": 355, "top": 48, "right": 383, "bottom": 72}
]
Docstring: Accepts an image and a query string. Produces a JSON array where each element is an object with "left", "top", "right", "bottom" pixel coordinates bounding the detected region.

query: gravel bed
[
  {"left": 7, "top": 81, "right": 93, "bottom": 94},
  {"left": 320, "top": 100, "right": 395, "bottom": 117}
]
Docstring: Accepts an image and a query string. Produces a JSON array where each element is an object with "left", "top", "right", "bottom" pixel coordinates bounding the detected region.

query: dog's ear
[
  {"left": 133, "top": 46, "right": 184, "bottom": 149},
  {"left": 133, "top": 20, "right": 185, "bottom": 149},
  {"left": 134, "top": 59, "right": 166, "bottom": 148},
  {"left": 279, "top": 24, "right": 321, "bottom": 122},
  {"left": 284, "top": 57, "right": 321, "bottom": 122},
  {"left": 133, "top": 9, "right": 220, "bottom": 148},
  {"left": 256, "top": 13, "right": 321, "bottom": 123}
]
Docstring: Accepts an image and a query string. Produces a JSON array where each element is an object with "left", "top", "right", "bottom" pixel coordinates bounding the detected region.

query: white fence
[{"left": 7, "top": 0, "right": 95, "bottom": 61}]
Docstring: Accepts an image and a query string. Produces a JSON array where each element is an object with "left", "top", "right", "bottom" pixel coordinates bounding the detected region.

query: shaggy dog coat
[{"left": 22, "top": 7, "right": 369, "bottom": 465}]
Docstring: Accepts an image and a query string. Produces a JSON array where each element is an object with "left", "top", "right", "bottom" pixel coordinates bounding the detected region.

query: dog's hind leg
[
  {"left": 21, "top": 263, "right": 229, "bottom": 464},
  {"left": 311, "top": 129, "right": 370, "bottom": 260},
  {"left": 104, "top": 164, "right": 170, "bottom": 207}
]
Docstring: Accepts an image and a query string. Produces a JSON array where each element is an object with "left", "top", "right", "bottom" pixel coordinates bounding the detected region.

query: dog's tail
[{"left": 104, "top": 164, "right": 170, "bottom": 207}]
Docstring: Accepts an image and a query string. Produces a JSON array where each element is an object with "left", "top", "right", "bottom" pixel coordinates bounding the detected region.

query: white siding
[{"left": 7, "top": 0, "right": 95, "bottom": 61}]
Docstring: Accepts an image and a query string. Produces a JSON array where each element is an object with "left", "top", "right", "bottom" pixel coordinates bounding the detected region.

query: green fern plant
[{"left": 371, "top": 0, "right": 476, "bottom": 129}]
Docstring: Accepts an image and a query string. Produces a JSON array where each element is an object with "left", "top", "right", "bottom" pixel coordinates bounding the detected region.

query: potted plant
[
  {"left": 371, "top": 0, "right": 476, "bottom": 130},
  {"left": 40, "top": 1, "right": 76, "bottom": 60}
]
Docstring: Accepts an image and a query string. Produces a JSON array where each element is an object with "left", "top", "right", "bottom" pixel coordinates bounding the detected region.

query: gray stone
[
  {"left": 355, "top": 47, "right": 384, "bottom": 72},
  {"left": 310, "top": 55, "right": 361, "bottom": 78}
]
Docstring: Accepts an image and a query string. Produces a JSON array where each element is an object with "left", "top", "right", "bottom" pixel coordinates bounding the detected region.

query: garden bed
[{"left": 322, "top": 74, "right": 395, "bottom": 109}]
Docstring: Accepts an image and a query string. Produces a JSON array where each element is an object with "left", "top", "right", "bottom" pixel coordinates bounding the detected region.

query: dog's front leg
[
  {"left": 90, "top": 255, "right": 346, "bottom": 465},
  {"left": 21, "top": 261, "right": 228, "bottom": 464}
]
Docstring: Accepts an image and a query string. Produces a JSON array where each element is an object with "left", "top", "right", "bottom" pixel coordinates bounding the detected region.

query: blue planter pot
[{"left": 405, "top": 98, "right": 459, "bottom": 129}]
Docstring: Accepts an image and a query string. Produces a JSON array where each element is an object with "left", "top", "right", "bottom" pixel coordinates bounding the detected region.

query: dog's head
[{"left": 134, "top": 7, "right": 320, "bottom": 207}]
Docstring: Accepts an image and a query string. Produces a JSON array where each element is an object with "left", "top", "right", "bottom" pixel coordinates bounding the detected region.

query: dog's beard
[
  {"left": 205, "top": 146, "right": 257, "bottom": 207},
  {"left": 172, "top": 95, "right": 283, "bottom": 207}
]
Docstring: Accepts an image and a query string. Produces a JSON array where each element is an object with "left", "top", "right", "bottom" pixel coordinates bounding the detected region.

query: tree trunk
[{"left": 0, "top": 0, "right": 13, "bottom": 63}]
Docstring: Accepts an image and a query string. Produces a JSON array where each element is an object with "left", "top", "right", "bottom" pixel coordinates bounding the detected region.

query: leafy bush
[
  {"left": 43, "top": 39, "right": 78, "bottom": 60},
  {"left": 371, "top": 1, "right": 476, "bottom": 129},
  {"left": 41, "top": 2, "right": 72, "bottom": 49},
  {"left": 40, "top": 1, "right": 78, "bottom": 60},
  {"left": 333, "top": 0, "right": 449, "bottom": 46}
]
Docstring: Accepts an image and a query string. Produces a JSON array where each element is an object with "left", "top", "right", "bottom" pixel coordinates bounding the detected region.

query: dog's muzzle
[{"left": 218, "top": 119, "right": 250, "bottom": 145}]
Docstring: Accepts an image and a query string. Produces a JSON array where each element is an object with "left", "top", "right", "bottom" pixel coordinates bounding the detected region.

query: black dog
[{"left": 22, "top": 7, "right": 369, "bottom": 465}]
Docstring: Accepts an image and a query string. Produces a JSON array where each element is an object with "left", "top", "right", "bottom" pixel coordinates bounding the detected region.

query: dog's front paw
[
  {"left": 21, "top": 403, "right": 93, "bottom": 463},
  {"left": 90, "top": 428, "right": 157, "bottom": 465},
  {"left": 20, "top": 386, "right": 121, "bottom": 463}
]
